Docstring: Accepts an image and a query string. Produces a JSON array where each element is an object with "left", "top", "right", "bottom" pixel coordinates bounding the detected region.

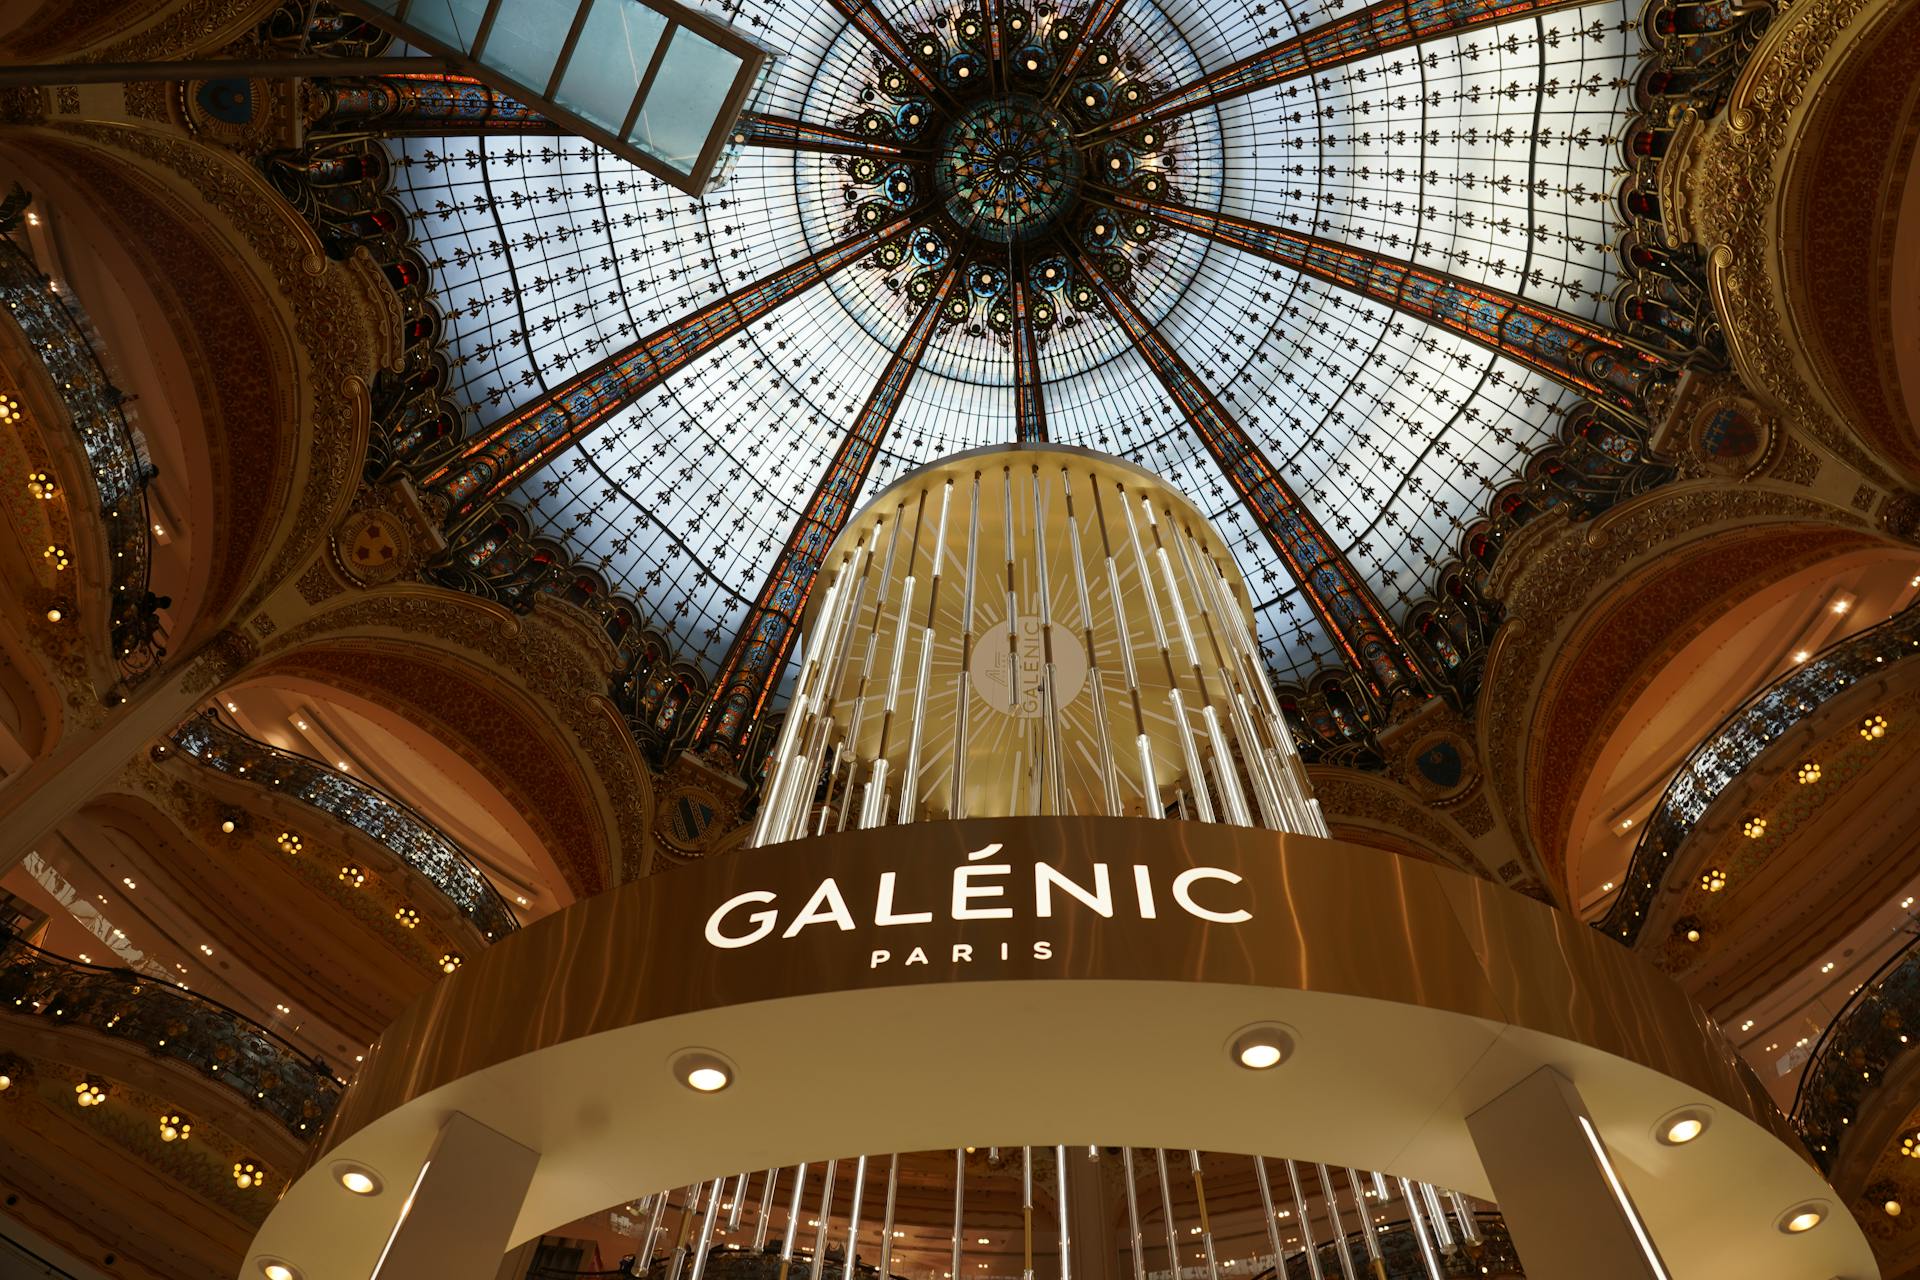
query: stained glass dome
[{"left": 385, "top": 0, "right": 1638, "bottom": 693}]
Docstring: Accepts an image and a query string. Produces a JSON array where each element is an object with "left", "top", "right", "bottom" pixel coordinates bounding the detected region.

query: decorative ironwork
[
  {"left": 698, "top": 265, "right": 962, "bottom": 759},
  {"left": 1595, "top": 603, "right": 1920, "bottom": 945},
  {"left": 0, "top": 931, "right": 344, "bottom": 1139},
  {"left": 305, "top": 71, "right": 553, "bottom": 134},
  {"left": 420, "top": 212, "right": 926, "bottom": 518},
  {"left": 1091, "top": 0, "right": 1599, "bottom": 138},
  {"left": 0, "top": 233, "right": 164, "bottom": 684},
  {"left": 1791, "top": 931, "right": 1920, "bottom": 1174},
  {"left": 1076, "top": 248, "right": 1434, "bottom": 722},
  {"left": 1109, "top": 193, "right": 1679, "bottom": 425},
  {"left": 170, "top": 710, "right": 521, "bottom": 942}
]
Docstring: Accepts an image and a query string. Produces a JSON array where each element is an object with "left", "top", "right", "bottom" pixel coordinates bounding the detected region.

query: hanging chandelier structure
[{"left": 752, "top": 445, "right": 1326, "bottom": 846}]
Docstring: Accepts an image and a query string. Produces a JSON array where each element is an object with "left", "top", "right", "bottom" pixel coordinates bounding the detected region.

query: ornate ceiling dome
[{"left": 383, "top": 0, "right": 1640, "bottom": 692}]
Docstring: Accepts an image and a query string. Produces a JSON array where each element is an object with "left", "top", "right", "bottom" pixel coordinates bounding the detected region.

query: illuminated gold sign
[{"left": 704, "top": 839, "right": 1252, "bottom": 967}]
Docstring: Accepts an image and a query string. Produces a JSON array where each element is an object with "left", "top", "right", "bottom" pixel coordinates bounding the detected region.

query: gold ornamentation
[{"left": 1770, "top": 438, "right": 1822, "bottom": 485}]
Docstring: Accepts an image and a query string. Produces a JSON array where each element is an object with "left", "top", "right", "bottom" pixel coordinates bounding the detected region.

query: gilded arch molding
[
  {"left": 261, "top": 584, "right": 660, "bottom": 893},
  {"left": 1667, "top": 0, "right": 1920, "bottom": 488},
  {"left": 0, "top": 121, "right": 396, "bottom": 647},
  {"left": 1476, "top": 481, "right": 1881, "bottom": 902}
]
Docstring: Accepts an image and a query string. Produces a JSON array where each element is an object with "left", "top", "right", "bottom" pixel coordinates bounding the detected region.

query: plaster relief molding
[
  {"left": 1476, "top": 481, "right": 1871, "bottom": 898},
  {"left": 1308, "top": 765, "right": 1494, "bottom": 882},
  {"left": 1677, "top": 0, "right": 1913, "bottom": 485},
  {"left": 263, "top": 585, "right": 655, "bottom": 893},
  {"left": 2, "top": 0, "right": 275, "bottom": 65},
  {"left": 43, "top": 121, "right": 392, "bottom": 628}
]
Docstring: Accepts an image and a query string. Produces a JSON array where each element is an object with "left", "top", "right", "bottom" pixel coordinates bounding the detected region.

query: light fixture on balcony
[
  {"left": 159, "top": 1112, "right": 191, "bottom": 1142},
  {"left": 42, "top": 544, "right": 67, "bottom": 570},
  {"left": 0, "top": 393, "right": 19, "bottom": 423},
  {"left": 1862, "top": 714, "right": 1889, "bottom": 740},
  {"left": 43, "top": 604, "right": 63, "bottom": 623},
  {"left": 439, "top": 952, "right": 463, "bottom": 974},
  {"left": 1741, "top": 816, "right": 1766, "bottom": 839},
  {"left": 233, "top": 1160, "right": 265, "bottom": 1190},
  {"left": 1901, "top": 1132, "right": 1920, "bottom": 1159},
  {"left": 1797, "top": 761, "right": 1821, "bottom": 784},
  {"left": 74, "top": 1079, "right": 107, "bottom": 1108},
  {"left": 1699, "top": 869, "right": 1727, "bottom": 893},
  {"left": 26, "top": 471, "right": 55, "bottom": 500},
  {"left": 338, "top": 865, "right": 365, "bottom": 888},
  {"left": 276, "top": 831, "right": 301, "bottom": 854},
  {"left": 394, "top": 906, "right": 420, "bottom": 929}
]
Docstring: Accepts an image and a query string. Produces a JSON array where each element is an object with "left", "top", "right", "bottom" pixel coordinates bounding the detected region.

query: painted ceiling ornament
[{"left": 839, "top": 7, "right": 1178, "bottom": 342}]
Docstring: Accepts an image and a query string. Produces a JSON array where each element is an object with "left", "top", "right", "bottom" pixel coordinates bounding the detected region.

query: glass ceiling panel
[{"left": 385, "top": 0, "right": 1642, "bottom": 692}]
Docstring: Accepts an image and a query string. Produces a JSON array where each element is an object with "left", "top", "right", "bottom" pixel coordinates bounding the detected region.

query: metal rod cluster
[{"left": 751, "top": 449, "right": 1328, "bottom": 847}]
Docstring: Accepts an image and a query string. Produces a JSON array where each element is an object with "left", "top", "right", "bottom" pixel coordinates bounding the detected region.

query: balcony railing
[
  {"left": 1594, "top": 603, "right": 1920, "bottom": 945},
  {"left": 1790, "top": 931, "right": 1920, "bottom": 1174},
  {"left": 0, "top": 232, "right": 164, "bottom": 682},
  {"left": 0, "top": 931, "right": 344, "bottom": 1139},
  {"left": 169, "top": 710, "right": 521, "bottom": 942}
]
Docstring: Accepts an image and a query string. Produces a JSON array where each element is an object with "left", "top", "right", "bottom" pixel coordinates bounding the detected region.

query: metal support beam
[
  {"left": 1075, "top": 251, "right": 1431, "bottom": 713},
  {"left": 421, "top": 211, "right": 924, "bottom": 517},
  {"left": 1088, "top": 0, "right": 1593, "bottom": 138},
  {"left": 827, "top": 0, "right": 958, "bottom": 109},
  {"left": 699, "top": 266, "right": 961, "bottom": 758},
  {"left": 1108, "top": 191, "right": 1676, "bottom": 421},
  {"left": 1011, "top": 274, "right": 1048, "bottom": 442},
  {"left": 0, "top": 56, "right": 449, "bottom": 87}
]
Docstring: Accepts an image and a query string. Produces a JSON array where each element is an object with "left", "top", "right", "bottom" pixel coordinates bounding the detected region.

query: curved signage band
[{"left": 245, "top": 821, "right": 1872, "bottom": 1279}]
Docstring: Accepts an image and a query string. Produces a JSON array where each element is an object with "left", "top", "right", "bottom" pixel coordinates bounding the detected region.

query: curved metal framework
[
  {"left": 169, "top": 710, "right": 521, "bottom": 942},
  {"left": 1594, "top": 603, "right": 1920, "bottom": 945},
  {"left": 0, "top": 931, "right": 345, "bottom": 1138},
  {"left": 1791, "top": 931, "right": 1920, "bottom": 1174},
  {"left": 0, "top": 232, "right": 164, "bottom": 684}
]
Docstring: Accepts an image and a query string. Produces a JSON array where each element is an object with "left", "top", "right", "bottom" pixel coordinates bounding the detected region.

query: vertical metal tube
[
  {"left": 1447, "top": 1190, "right": 1483, "bottom": 1247},
  {"left": 1417, "top": 1185, "right": 1454, "bottom": 1254},
  {"left": 642, "top": 1188, "right": 673, "bottom": 1274},
  {"left": 900, "top": 480, "right": 954, "bottom": 823},
  {"left": 1062, "top": 468, "right": 1122, "bottom": 815},
  {"left": 754, "top": 1170, "right": 780, "bottom": 1251},
  {"left": 1123, "top": 1150, "right": 1148, "bottom": 1280},
  {"left": 878, "top": 1155, "right": 901, "bottom": 1280},
  {"left": 1023, "top": 1147, "right": 1035, "bottom": 1280},
  {"left": 1144, "top": 501, "right": 1245, "bottom": 825},
  {"left": 843, "top": 1155, "right": 869, "bottom": 1280},
  {"left": 669, "top": 1182, "right": 707, "bottom": 1280},
  {"left": 1088, "top": 477, "right": 1157, "bottom": 815},
  {"left": 1315, "top": 1166, "right": 1358, "bottom": 1280},
  {"left": 1121, "top": 491, "right": 1214, "bottom": 821},
  {"left": 952, "top": 472, "right": 982, "bottom": 818},
  {"left": 688, "top": 1172, "right": 726, "bottom": 1280},
  {"left": 1344, "top": 1170, "right": 1385, "bottom": 1280},
  {"left": 809, "top": 1161, "right": 839, "bottom": 1280},
  {"left": 1370, "top": 1173, "right": 1389, "bottom": 1204},
  {"left": 750, "top": 563, "right": 847, "bottom": 846},
  {"left": 1253, "top": 1157, "right": 1287, "bottom": 1275},
  {"left": 1395, "top": 1179, "right": 1443, "bottom": 1280},
  {"left": 1056, "top": 1144, "right": 1072, "bottom": 1280},
  {"left": 778, "top": 1164, "right": 809, "bottom": 1280},
  {"left": 1031, "top": 468, "right": 1067, "bottom": 814},
  {"left": 1282, "top": 1162, "right": 1322, "bottom": 1280},
  {"left": 1187, "top": 1151, "right": 1220, "bottom": 1280},
  {"left": 846, "top": 510, "right": 906, "bottom": 829},
  {"left": 728, "top": 1173, "right": 749, "bottom": 1232},
  {"left": 1153, "top": 1149, "right": 1180, "bottom": 1279},
  {"left": 952, "top": 1149, "right": 966, "bottom": 1280}
]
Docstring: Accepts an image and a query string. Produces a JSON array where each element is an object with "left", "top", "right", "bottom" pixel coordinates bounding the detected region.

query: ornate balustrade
[
  {"left": 1595, "top": 603, "right": 1920, "bottom": 944},
  {"left": 0, "top": 231, "right": 164, "bottom": 682},
  {"left": 0, "top": 931, "right": 343, "bottom": 1139},
  {"left": 1792, "top": 932, "right": 1920, "bottom": 1174},
  {"left": 169, "top": 711, "right": 521, "bottom": 942}
]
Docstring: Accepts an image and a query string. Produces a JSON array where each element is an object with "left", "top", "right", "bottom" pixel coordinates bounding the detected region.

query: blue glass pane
[
  {"left": 482, "top": 0, "right": 583, "bottom": 91},
  {"left": 631, "top": 27, "right": 742, "bottom": 172},
  {"left": 554, "top": 0, "right": 669, "bottom": 134},
  {"left": 408, "top": 0, "right": 492, "bottom": 51}
]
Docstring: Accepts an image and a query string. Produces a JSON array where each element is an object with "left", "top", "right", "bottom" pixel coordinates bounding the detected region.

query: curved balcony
[
  {"left": 168, "top": 710, "right": 521, "bottom": 942},
  {"left": 0, "top": 931, "right": 343, "bottom": 1139},
  {"left": 1791, "top": 932, "right": 1920, "bottom": 1174},
  {"left": 0, "top": 232, "right": 163, "bottom": 682},
  {"left": 1594, "top": 602, "right": 1920, "bottom": 945}
]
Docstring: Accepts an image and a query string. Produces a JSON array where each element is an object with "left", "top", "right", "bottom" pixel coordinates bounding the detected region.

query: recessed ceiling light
[
  {"left": 260, "top": 1261, "right": 300, "bottom": 1280},
  {"left": 1229, "top": 1024, "right": 1293, "bottom": 1070},
  {"left": 1778, "top": 1202, "right": 1827, "bottom": 1234},
  {"left": 1655, "top": 1108, "right": 1709, "bottom": 1146},
  {"left": 673, "top": 1049, "right": 735, "bottom": 1093},
  {"left": 332, "top": 1161, "right": 382, "bottom": 1196}
]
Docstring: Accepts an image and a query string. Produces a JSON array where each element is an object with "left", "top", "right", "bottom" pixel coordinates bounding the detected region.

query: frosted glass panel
[
  {"left": 484, "top": 0, "right": 580, "bottom": 91},
  {"left": 555, "top": 0, "right": 669, "bottom": 133},
  {"left": 631, "top": 26, "right": 740, "bottom": 172},
  {"left": 408, "top": 0, "right": 491, "bottom": 50}
]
